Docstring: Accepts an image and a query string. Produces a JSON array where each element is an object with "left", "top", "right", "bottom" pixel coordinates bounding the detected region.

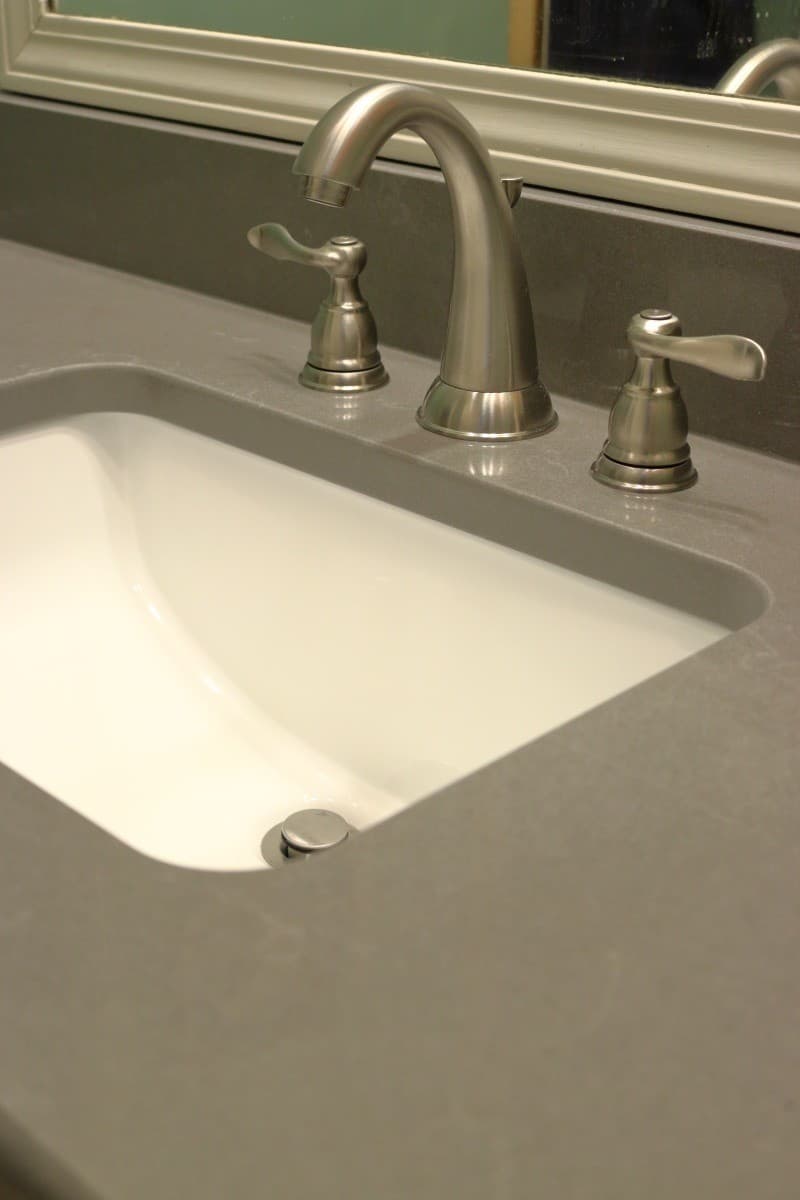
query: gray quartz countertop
[{"left": 1, "top": 239, "right": 799, "bottom": 1200}]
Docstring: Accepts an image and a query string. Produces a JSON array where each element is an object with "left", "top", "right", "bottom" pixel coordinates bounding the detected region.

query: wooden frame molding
[
  {"left": 2, "top": 0, "right": 799, "bottom": 233},
  {"left": 508, "top": 0, "right": 540, "bottom": 69}
]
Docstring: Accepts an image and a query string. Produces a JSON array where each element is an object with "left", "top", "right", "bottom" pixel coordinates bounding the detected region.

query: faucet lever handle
[
  {"left": 627, "top": 309, "right": 766, "bottom": 382},
  {"left": 591, "top": 308, "right": 767, "bottom": 494},
  {"left": 247, "top": 223, "right": 366, "bottom": 280},
  {"left": 246, "top": 221, "right": 387, "bottom": 394}
]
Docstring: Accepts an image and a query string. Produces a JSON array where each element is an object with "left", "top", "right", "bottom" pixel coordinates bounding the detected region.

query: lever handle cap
[
  {"left": 627, "top": 309, "right": 767, "bottom": 382},
  {"left": 247, "top": 223, "right": 366, "bottom": 279}
]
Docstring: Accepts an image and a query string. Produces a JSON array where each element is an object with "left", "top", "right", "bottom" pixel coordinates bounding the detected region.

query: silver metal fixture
[
  {"left": 247, "top": 223, "right": 388, "bottom": 393},
  {"left": 260, "top": 808, "right": 353, "bottom": 866},
  {"left": 718, "top": 39, "right": 800, "bottom": 103},
  {"left": 293, "top": 83, "right": 556, "bottom": 441},
  {"left": 591, "top": 309, "right": 766, "bottom": 493},
  {"left": 501, "top": 176, "right": 524, "bottom": 208}
]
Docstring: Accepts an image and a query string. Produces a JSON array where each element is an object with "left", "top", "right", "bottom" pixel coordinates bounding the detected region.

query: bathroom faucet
[
  {"left": 293, "top": 83, "right": 556, "bottom": 441},
  {"left": 718, "top": 39, "right": 800, "bottom": 103}
]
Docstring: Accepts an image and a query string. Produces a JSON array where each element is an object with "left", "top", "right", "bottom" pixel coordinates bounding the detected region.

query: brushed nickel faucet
[
  {"left": 293, "top": 82, "right": 557, "bottom": 441},
  {"left": 247, "top": 223, "right": 389, "bottom": 393},
  {"left": 591, "top": 309, "right": 767, "bottom": 493}
]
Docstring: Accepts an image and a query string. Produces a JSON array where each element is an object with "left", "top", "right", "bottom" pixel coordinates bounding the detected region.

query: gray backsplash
[{"left": 1, "top": 93, "right": 798, "bottom": 461}]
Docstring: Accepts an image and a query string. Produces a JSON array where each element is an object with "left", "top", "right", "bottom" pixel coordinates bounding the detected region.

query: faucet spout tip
[{"left": 300, "top": 175, "right": 352, "bottom": 207}]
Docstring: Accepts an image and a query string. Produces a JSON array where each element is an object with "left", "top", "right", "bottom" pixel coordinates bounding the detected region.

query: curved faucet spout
[{"left": 294, "top": 83, "right": 555, "bottom": 441}]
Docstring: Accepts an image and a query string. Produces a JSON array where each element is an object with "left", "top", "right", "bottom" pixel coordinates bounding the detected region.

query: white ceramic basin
[{"left": 0, "top": 406, "right": 744, "bottom": 869}]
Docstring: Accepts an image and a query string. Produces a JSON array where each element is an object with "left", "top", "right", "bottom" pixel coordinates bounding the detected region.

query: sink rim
[
  {"left": 0, "top": 361, "right": 775, "bottom": 872},
  {"left": 0, "top": 362, "right": 772, "bottom": 635}
]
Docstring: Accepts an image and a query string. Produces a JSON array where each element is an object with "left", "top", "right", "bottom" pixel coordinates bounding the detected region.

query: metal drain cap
[{"left": 280, "top": 809, "right": 351, "bottom": 858}]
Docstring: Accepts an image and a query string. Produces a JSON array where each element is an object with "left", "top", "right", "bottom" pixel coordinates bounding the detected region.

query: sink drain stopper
[
  {"left": 281, "top": 809, "right": 351, "bottom": 857},
  {"left": 261, "top": 808, "right": 352, "bottom": 866}
]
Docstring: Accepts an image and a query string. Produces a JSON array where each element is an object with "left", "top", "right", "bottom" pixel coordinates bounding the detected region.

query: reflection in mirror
[
  {"left": 718, "top": 37, "right": 800, "bottom": 99},
  {"left": 54, "top": 0, "right": 800, "bottom": 98},
  {"left": 546, "top": 2, "right": 799, "bottom": 92}
]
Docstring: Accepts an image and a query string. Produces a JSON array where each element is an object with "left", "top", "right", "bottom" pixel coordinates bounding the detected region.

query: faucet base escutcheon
[{"left": 417, "top": 377, "right": 557, "bottom": 441}]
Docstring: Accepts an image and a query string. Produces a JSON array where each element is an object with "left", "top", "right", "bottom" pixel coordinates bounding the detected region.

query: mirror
[
  {"left": 54, "top": 0, "right": 800, "bottom": 99},
  {"left": 7, "top": 0, "right": 793, "bottom": 235}
]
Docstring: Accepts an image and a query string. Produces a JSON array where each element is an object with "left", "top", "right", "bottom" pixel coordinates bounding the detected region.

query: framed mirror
[
  {"left": 50, "top": 0, "right": 800, "bottom": 90},
  {"left": 1, "top": 0, "right": 798, "bottom": 232}
]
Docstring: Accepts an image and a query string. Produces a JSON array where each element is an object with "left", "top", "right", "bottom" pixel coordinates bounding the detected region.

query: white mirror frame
[{"left": 2, "top": 0, "right": 799, "bottom": 233}]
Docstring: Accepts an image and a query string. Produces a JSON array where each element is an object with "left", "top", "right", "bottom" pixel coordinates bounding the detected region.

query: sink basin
[{"left": 0, "top": 367, "right": 766, "bottom": 870}]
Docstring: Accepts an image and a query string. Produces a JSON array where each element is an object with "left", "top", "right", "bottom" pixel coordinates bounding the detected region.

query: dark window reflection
[{"left": 548, "top": 0, "right": 756, "bottom": 88}]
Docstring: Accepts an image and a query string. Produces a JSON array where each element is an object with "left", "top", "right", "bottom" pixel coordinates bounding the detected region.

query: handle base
[
  {"left": 591, "top": 449, "right": 698, "bottom": 493},
  {"left": 300, "top": 361, "right": 389, "bottom": 394}
]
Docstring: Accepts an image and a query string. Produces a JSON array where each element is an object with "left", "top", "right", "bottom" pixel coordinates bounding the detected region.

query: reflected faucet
[
  {"left": 718, "top": 39, "right": 800, "bottom": 103},
  {"left": 293, "top": 83, "right": 557, "bottom": 441}
]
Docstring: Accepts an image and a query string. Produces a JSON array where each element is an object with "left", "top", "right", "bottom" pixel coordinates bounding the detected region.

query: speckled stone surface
[{"left": 0, "top": 241, "right": 799, "bottom": 1200}]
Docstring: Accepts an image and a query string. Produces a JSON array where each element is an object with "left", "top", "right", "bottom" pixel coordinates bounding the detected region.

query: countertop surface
[{"left": 1, "top": 239, "right": 799, "bottom": 1200}]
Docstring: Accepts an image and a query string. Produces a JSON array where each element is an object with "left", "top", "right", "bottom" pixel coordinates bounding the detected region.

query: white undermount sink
[{"left": 0, "top": 369, "right": 765, "bottom": 869}]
